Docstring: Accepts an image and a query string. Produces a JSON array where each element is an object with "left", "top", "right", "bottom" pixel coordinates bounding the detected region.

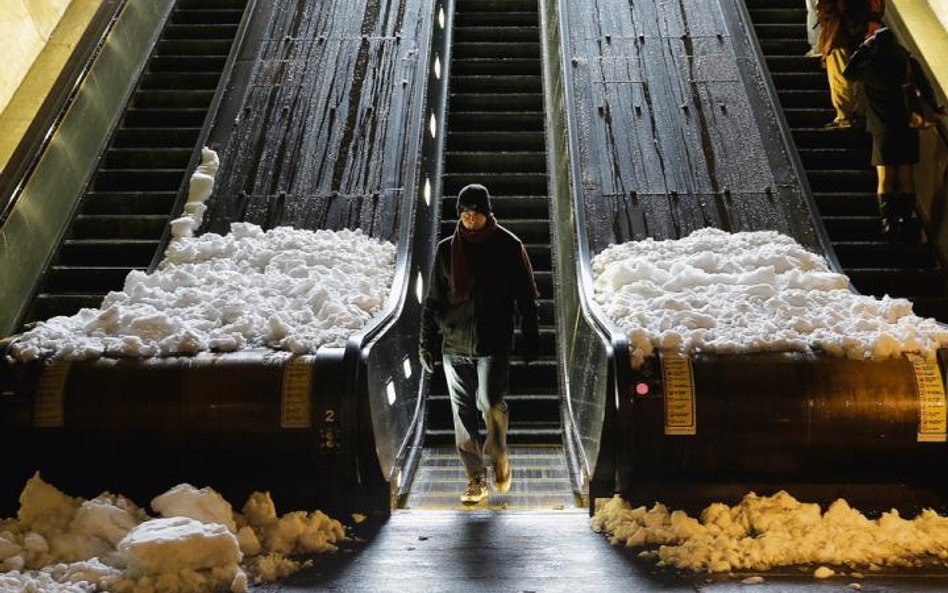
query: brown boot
[{"left": 492, "top": 454, "right": 512, "bottom": 493}]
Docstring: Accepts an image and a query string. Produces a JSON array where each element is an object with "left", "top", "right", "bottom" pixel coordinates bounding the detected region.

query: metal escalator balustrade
[
  {"left": 408, "top": 0, "right": 575, "bottom": 509},
  {"left": 22, "top": 0, "right": 248, "bottom": 328},
  {"left": 745, "top": 0, "right": 948, "bottom": 321}
]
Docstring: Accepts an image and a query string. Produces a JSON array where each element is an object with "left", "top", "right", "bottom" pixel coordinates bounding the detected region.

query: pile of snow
[
  {"left": 592, "top": 228, "right": 948, "bottom": 367},
  {"left": 593, "top": 490, "right": 948, "bottom": 574},
  {"left": 0, "top": 474, "right": 346, "bottom": 592},
  {"left": 11, "top": 147, "right": 396, "bottom": 361}
]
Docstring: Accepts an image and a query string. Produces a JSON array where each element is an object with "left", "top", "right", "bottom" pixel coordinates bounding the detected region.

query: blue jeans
[{"left": 442, "top": 354, "right": 509, "bottom": 478}]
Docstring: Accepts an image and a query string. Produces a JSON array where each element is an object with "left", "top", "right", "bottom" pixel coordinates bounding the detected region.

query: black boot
[
  {"left": 894, "top": 193, "right": 921, "bottom": 243},
  {"left": 877, "top": 193, "right": 899, "bottom": 240}
]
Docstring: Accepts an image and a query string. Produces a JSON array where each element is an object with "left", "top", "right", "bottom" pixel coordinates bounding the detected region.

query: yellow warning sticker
[
  {"left": 661, "top": 351, "right": 696, "bottom": 436},
  {"left": 907, "top": 353, "right": 947, "bottom": 442},
  {"left": 281, "top": 356, "right": 313, "bottom": 429},
  {"left": 34, "top": 361, "right": 70, "bottom": 428}
]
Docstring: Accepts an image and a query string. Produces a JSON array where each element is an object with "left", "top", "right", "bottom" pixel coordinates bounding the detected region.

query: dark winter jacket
[{"left": 420, "top": 223, "right": 539, "bottom": 357}]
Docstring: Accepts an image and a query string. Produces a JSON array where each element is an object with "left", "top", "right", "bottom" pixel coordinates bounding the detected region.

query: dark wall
[
  {"left": 561, "top": 0, "right": 819, "bottom": 253},
  {"left": 205, "top": 0, "right": 433, "bottom": 241}
]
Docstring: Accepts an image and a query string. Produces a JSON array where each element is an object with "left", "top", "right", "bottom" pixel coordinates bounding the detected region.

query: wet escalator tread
[
  {"left": 745, "top": 0, "right": 948, "bottom": 322},
  {"left": 428, "top": 0, "right": 559, "bottom": 446},
  {"left": 21, "top": 0, "right": 248, "bottom": 328}
]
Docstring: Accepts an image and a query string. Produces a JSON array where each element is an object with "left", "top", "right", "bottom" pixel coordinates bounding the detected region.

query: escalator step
[
  {"left": 58, "top": 240, "right": 162, "bottom": 267},
  {"left": 910, "top": 297, "right": 948, "bottom": 320},
  {"left": 424, "top": 425, "right": 561, "bottom": 446},
  {"left": 45, "top": 267, "right": 143, "bottom": 293},
  {"left": 452, "top": 75, "right": 542, "bottom": 93},
  {"left": 156, "top": 39, "right": 234, "bottom": 56},
  {"left": 445, "top": 151, "right": 547, "bottom": 173},
  {"left": 834, "top": 242, "right": 937, "bottom": 269},
  {"left": 440, "top": 218, "right": 550, "bottom": 242},
  {"left": 443, "top": 172, "right": 547, "bottom": 195},
  {"left": 783, "top": 108, "right": 835, "bottom": 128},
  {"left": 753, "top": 23, "right": 807, "bottom": 39},
  {"left": 814, "top": 192, "right": 878, "bottom": 216},
  {"left": 748, "top": 8, "right": 806, "bottom": 23},
  {"left": 447, "top": 131, "right": 545, "bottom": 151},
  {"left": 170, "top": 9, "right": 245, "bottom": 25},
  {"left": 442, "top": 194, "right": 549, "bottom": 217},
  {"left": 798, "top": 148, "right": 872, "bottom": 169},
  {"left": 758, "top": 38, "right": 810, "bottom": 55},
  {"left": 765, "top": 56, "right": 823, "bottom": 73},
  {"left": 112, "top": 127, "right": 201, "bottom": 148},
  {"left": 27, "top": 294, "right": 108, "bottom": 322},
  {"left": 73, "top": 215, "right": 169, "bottom": 240},
  {"left": 450, "top": 93, "right": 543, "bottom": 111},
  {"left": 822, "top": 216, "right": 881, "bottom": 241},
  {"left": 807, "top": 170, "right": 876, "bottom": 193},
  {"left": 132, "top": 90, "right": 214, "bottom": 109},
  {"left": 426, "top": 393, "right": 560, "bottom": 427},
  {"left": 80, "top": 192, "right": 177, "bottom": 216},
  {"left": 455, "top": 0, "right": 537, "bottom": 12},
  {"left": 123, "top": 108, "right": 208, "bottom": 127},
  {"left": 141, "top": 71, "right": 223, "bottom": 90},
  {"left": 176, "top": 0, "right": 246, "bottom": 9},
  {"left": 777, "top": 89, "right": 830, "bottom": 108},
  {"left": 103, "top": 148, "right": 193, "bottom": 169},
  {"left": 771, "top": 71, "right": 827, "bottom": 90},
  {"left": 454, "top": 26, "right": 540, "bottom": 42},
  {"left": 452, "top": 58, "right": 541, "bottom": 76},
  {"left": 453, "top": 42, "right": 540, "bottom": 59},
  {"left": 454, "top": 12, "right": 538, "bottom": 27},
  {"left": 846, "top": 268, "right": 947, "bottom": 298},
  {"left": 164, "top": 23, "right": 239, "bottom": 39},
  {"left": 149, "top": 56, "right": 228, "bottom": 72},
  {"left": 429, "top": 361, "right": 558, "bottom": 394},
  {"left": 791, "top": 128, "right": 870, "bottom": 149},
  {"left": 92, "top": 169, "right": 185, "bottom": 192},
  {"left": 448, "top": 112, "right": 543, "bottom": 131}
]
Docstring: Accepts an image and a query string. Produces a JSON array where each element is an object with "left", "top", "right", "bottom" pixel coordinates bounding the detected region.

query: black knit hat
[{"left": 457, "top": 184, "right": 491, "bottom": 215}]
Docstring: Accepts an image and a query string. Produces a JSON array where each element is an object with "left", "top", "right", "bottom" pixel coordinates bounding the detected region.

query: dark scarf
[{"left": 450, "top": 214, "right": 498, "bottom": 303}]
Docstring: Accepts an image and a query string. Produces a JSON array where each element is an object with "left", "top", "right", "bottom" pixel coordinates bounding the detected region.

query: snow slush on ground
[
  {"left": 592, "top": 228, "right": 948, "bottom": 368},
  {"left": 593, "top": 491, "right": 948, "bottom": 576},
  {"left": 0, "top": 474, "right": 346, "bottom": 593},
  {"left": 10, "top": 148, "right": 397, "bottom": 362}
]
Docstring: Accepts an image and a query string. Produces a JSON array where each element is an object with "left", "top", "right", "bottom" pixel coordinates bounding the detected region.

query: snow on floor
[
  {"left": 592, "top": 228, "right": 948, "bottom": 368},
  {"left": 0, "top": 474, "right": 346, "bottom": 593},
  {"left": 593, "top": 490, "right": 948, "bottom": 574}
]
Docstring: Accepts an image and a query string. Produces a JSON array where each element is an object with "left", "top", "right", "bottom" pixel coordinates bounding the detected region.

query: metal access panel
[
  {"left": 618, "top": 351, "right": 948, "bottom": 512},
  {"left": 0, "top": 349, "right": 387, "bottom": 517}
]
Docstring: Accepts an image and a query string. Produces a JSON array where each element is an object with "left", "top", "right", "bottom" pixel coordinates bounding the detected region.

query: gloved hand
[
  {"left": 521, "top": 331, "right": 540, "bottom": 365},
  {"left": 419, "top": 345, "right": 435, "bottom": 374}
]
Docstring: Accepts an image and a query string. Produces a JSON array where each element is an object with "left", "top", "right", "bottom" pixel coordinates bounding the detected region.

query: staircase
[
  {"left": 745, "top": 0, "right": 948, "bottom": 321},
  {"left": 407, "top": 0, "right": 571, "bottom": 509},
  {"left": 21, "top": 0, "right": 248, "bottom": 327}
]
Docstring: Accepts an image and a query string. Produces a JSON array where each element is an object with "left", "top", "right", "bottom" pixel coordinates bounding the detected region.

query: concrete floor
[{"left": 256, "top": 510, "right": 948, "bottom": 593}]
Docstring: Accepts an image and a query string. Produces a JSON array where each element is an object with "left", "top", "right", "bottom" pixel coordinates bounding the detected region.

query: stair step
[{"left": 73, "top": 215, "right": 169, "bottom": 240}]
